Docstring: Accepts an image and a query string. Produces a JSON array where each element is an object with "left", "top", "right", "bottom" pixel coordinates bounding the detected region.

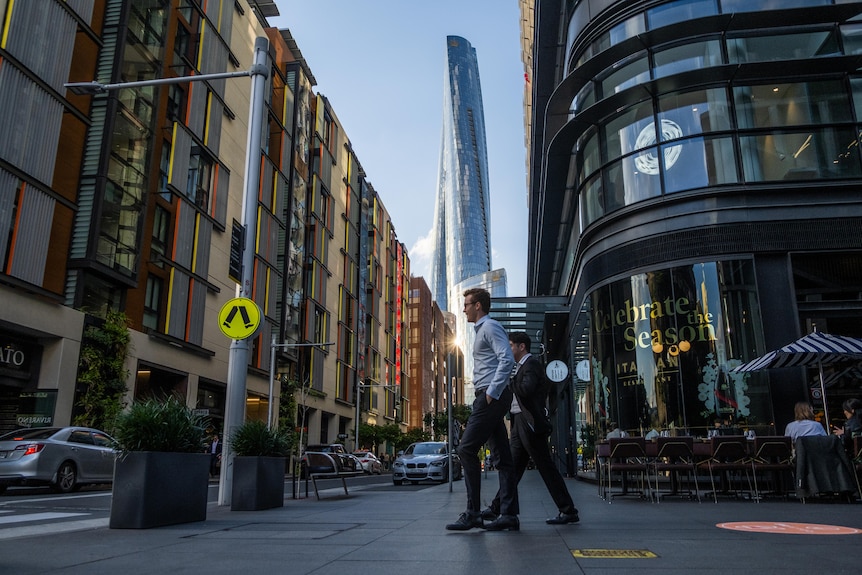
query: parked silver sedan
[
  {"left": 392, "top": 441, "right": 461, "bottom": 485},
  {"left": 0, "top": 427, "right": 116, "bottom": 494}
]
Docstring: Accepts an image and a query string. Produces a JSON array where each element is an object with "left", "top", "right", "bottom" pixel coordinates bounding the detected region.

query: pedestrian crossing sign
[{"left": 218, "top": 297, "right": 261, "bottom": 340}]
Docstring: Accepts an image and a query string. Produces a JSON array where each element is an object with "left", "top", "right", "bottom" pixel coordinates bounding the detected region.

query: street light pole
[
  {"left": 65, "top": 36, "right": 271, "bottom": 509},
  {"left": 446, "top": 350, "right": 454, "bottom": 492},
  {"left": 220, "top": 36, "right": 270, "bottom": 506}
]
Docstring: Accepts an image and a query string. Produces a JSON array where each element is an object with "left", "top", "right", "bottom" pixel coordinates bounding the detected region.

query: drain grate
[{"left": 571, "top": 549, "right": 658, "bottom": 558}]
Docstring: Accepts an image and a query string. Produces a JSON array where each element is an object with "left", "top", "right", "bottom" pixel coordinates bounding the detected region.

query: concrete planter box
[
  {"left": 231, "top": 456, "right": 286, "bottom": 511},
  {"left": 109, "top": 452, "right": 209, "bottom": 529}
]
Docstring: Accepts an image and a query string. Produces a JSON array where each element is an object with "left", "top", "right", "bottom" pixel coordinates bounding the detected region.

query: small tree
[
  {"left": 355, "top": 422, "right": 383, "bottom": 451},
  {"left": 426, "top": 404, "right": 471, "bottom": 439},
  {"left": 396, "top": 427, "right": 430, "bottom": 451}
]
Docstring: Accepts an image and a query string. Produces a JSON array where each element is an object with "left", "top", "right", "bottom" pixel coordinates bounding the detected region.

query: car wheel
[{"left": 52, "top": 461, "right": 79, "bottom": 493}]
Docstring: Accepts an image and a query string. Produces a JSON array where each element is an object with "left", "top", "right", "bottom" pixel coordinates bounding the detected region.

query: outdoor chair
[
  {"left": 697, "top": 435, "right": 752, "bottom": 503},
  {"left": 651, "top": 436, "right": 700, "bottom": 502},
  {"left": 749, "top": 436, "right": 793, "bottom": 501},
  {"left": 795, "top": 435, "right": 860, "bottom": 502},
  {"left": 854, "top": 436, "right": 862, "bottom": 487},
  {"left": 602, "top": 437, "right": 650, "bottom": 502}
]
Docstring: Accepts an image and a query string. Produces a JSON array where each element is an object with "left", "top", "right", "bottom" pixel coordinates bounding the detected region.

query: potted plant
[
  {"left": 230, "top": 419, "right": 290, "bottom": 511},
  {"left": 109, "top": 396, "right": 210, "bottom": 528}
]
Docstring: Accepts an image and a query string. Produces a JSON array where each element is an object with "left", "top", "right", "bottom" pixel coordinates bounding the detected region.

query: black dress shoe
[
  {"left": 545, "top": 511, "right": 580, "bottom": 525},
  {"left": 484, "top": 514, "right": 520, "bottom": 531},
  {"left": 446, "top": 511, "right": 483, "bottom": 531},
  {"left": 480, "top": 507, "right": 499, "bottom": 521}
]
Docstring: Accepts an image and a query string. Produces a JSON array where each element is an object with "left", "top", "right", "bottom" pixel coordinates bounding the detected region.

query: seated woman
[
  {"left": 832, "top": 398, "right": 862, "bottom": 453},
  {"left": 783, "top": 402, "right": 827, "bottom": 446}
]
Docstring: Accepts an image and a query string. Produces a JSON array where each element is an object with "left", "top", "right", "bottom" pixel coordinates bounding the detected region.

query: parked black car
[{"left": 300, "top": 443, "right": 360, "bottom": 478}]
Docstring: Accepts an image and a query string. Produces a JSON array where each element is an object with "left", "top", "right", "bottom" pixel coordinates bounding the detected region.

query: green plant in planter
[
  {"left": 230, "top": 419, "right": 290, "bottom": 457},
  {"left": 112, "top": 396, "right": 209, "bottom": 456}
]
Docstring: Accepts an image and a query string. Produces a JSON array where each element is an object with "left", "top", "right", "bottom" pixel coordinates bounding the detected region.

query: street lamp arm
[{"left": 65, "top": 69, "right": 255, "bottom": 95}]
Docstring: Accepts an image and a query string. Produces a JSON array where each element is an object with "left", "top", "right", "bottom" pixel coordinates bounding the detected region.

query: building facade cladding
[
  {"left": 0, "top": 0, "right": 404, "bottom": 445},
  {"left": 430, "top": 36, "right": 494, "bottom": 312},
  {"left": 303, "top": 95, "right": 410, "bottom": 447},
  {"left": 0, "top": 0, "right": 321, "bottom": 432},
  {"left": 528, "top": 0, "right": 862, "bottom": 441},
  {"left": 407, "top": 277, "right": 464, "bottom": 434}
]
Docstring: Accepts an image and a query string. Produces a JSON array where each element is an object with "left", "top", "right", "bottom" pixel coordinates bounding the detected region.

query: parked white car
[{"left": 352, "top": 451, "right": 382, "bottom": 474}]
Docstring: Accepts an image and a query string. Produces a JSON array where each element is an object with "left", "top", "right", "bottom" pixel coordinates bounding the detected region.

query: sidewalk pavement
[{"left": 3, "top": 470, "right": 862, "bottom": 575}]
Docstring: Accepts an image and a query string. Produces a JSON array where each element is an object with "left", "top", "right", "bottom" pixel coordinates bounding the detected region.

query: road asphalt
[{"left": 1, "top": 470, "right": 861, "bottom": 574}]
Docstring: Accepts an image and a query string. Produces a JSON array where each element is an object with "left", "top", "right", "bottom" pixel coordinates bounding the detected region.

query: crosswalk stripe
[
  {"left": 0, "top": 512, "right": 88, "bottom": 525},
  {"left": 0, "top": 517, "right": 108, "bottom": 540}
]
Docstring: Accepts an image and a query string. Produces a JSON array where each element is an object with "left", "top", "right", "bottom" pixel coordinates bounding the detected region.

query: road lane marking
[
  {"left": 0, "top": 491, "right": 111, "bottom": 506},
  {"left": 0, "top": 512, "right": 89, "bottom": 525},
  {"left": 0, "top": 517, "right": 108, "bottom": 540}
]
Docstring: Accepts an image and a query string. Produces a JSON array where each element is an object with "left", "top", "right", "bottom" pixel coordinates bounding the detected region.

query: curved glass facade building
[
  {"left": 527, "top": 0, "right": 862, "bottom": 439},
  {"left": 431, "top": 36, "right": 495, "bottom": 312}
]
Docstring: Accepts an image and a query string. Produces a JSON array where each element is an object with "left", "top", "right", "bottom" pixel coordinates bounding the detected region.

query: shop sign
[
  {"left": 16, "top": 391, "right": 57, "bottom": 428},
  {"left": 0, "top": 338, "right": 35, "bottom": 380}
]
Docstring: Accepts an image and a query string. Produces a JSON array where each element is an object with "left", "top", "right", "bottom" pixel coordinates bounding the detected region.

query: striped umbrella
[{"left": 733, "top": 331, "right": 862, "bottom": 422}]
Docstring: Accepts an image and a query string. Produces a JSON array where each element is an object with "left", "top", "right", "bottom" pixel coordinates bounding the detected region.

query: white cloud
[{"left": 408, "top": 229, "right": 435, "bottom": 280}]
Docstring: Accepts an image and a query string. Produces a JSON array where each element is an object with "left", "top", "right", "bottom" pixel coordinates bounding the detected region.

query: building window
[
  {"left": 587, "top": 259, "right": 765, "bottom": 437},
  {"left": 150, "top": 205, "right": 170, "bottom": 267},
  {"left": 143, "top": 275, "right": 162, "bottom": 330},
  {"left": 187, "top": 146, "right": 213, "bottom": 210}
]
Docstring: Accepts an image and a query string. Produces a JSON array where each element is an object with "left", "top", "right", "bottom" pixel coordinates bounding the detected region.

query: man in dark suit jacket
[{"left": 483, "top": 331, "right": 580, "bottom": 525}]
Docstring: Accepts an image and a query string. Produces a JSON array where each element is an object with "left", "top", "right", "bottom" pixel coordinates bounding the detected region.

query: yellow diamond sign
[{"left": 218, "top": 297, "right": 261, "bottom": 340}]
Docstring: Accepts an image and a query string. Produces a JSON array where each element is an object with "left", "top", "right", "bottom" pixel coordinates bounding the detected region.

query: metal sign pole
[{"left": 219, "top": 37, "right": 270, "bottom": 507}]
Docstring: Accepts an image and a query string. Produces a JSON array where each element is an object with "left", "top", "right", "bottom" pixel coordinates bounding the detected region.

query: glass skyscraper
[{"left": 431, "top": 36, "right": 504, "bottom": 313}]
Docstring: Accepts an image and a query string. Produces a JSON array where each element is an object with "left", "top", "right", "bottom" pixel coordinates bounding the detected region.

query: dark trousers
[
  {"left": 490, "top": 412, "right": 577, "bottom": 515},
  {"left": 457, "top": 387, "right": 518, "bottom": 515}
]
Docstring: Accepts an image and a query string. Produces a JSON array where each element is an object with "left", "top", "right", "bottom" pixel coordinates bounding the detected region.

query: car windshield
[
  {"left": 410, "top": 443, "right": 445, "bottom": 455},
  {"left": 307, "top": 445, "right": 343, "bottom": 453},
  {"left": 0, "top": 428, "right": 60, "bottom": 441}
]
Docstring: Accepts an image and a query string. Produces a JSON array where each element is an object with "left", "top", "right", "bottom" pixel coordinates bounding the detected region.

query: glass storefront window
[
  {"left": 734, "top": 80, "right": 853, "bottom": 130},
  {"left": 654, "top": 39, "right": 723, "bottom": 79},
  {"left": 658, "top": 88, "right": 731, "bottom": 138},
  {"left": 606, "top": 152, "right": 662, "bottom": 210},
  {"left": 740, "top": 127, "right": 862, "bottom": 182},
  {"left": 648, "top": 0, "right": 719, "bottom": 30},
  {"left": 720, "top": 0, "right": 829, "bottom": 13},
  {"left": 576, "top": 127, "right": 600, "bottom": 186},
  {"left": 728, "top": 29, "right": 839, "bottom": 63},
  {"left": 600, "top": 53, "right": 649, "bottom": 98},
  {"left": 662, "top": 135, "right": 738, "bottom": 193},
  {"left": 579, "top": 172, "right": 603, "bottom": 228},
  {"left": 841, "top": 23, "right": 862, "bottom": 55},
  {"left": 587, "top": 259, "right": 768, "bottom": 438},
  {"left": 572, "top": 82, "right": 596, "bottom": 116},
  {"left": 604, "top": 104, "right": 655, "bottom": 163},
  {"left": 849, "top": 78, "right": 862, "bottom": 121}
]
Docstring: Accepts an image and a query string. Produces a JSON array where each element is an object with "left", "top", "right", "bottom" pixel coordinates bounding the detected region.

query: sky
[{"left": 270, "top": 1, "right": 529, "bottom": 297}]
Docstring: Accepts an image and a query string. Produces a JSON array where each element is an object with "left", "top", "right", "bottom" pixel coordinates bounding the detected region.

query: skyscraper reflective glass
[{"left": 431, "top": 36, "right": 500, "bottom": 312}]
